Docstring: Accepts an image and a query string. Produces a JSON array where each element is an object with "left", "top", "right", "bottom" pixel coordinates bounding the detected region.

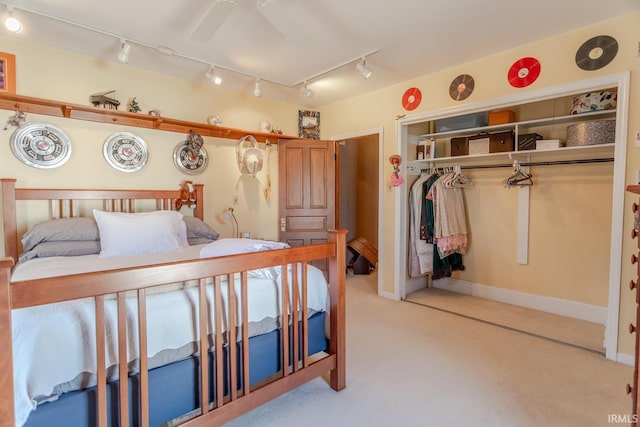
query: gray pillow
[
  {"left": 19, "top": 240, "right": 101, "bottom": 263},
  {"left": 21, "top": 217, "right": 99, "bottom": 252},
  {"left": 183, "top": 216, "right": 219, "bottom": 244}
]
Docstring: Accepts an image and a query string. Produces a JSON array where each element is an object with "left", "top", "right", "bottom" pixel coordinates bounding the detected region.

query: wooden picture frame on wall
[
  {"left": 0, "top": 52, "right": 16, "bottom": 94},
  {"left": 298, "top": 110, "right": 320, "bottom": 140}
]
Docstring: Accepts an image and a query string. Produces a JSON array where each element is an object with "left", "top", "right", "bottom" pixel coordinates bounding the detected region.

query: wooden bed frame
[{"left": 0, "top": 178, "right": 346, "bottom": 427}]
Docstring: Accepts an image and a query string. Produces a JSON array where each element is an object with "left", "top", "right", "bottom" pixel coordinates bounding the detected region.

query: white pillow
[
  {"left": 93, "top": 209, "right": 187, "bottom": 257},
  {"left": 199, "top": 238, "right": 289, "bottom": 258}
]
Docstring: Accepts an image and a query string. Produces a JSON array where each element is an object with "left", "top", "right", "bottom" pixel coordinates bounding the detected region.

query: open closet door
[{"left": 278, "top": 138, "right": 336, "bottom": 270}]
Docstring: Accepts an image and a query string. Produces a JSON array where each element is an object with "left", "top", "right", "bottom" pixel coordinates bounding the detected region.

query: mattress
[{"left": 11, "top": 245, "right": 329, "bottom": 427}]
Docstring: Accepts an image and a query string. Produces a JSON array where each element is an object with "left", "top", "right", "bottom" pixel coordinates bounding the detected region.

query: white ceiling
[{"left": 1, "top": 0, "right": 639, "bottom": 108}]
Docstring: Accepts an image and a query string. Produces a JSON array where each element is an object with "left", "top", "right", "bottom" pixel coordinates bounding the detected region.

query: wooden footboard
[{"left": 0, "top": 179, "right": 346, "bottom": 427}]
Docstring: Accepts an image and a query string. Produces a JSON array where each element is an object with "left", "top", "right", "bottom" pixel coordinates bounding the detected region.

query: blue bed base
[{"left": 23, "top": 312, "right": 327, "bottom": 427}]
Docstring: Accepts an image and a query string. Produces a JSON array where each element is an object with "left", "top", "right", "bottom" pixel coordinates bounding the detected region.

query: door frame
[
  {"left": 394, "top": 72, "right": 630, "bottom": 362},
  {"left": 331, "top": 127, "right": 385, "bottom": 297}
]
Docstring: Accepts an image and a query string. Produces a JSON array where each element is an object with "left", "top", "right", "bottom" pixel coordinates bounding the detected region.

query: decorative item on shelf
[
  {"left": 176, "top": 180, "right": 196, "bottom": 210},
  {"left": 488, "top": 109, "right": 516, "bottom": 125},
  {"left": 3, "top": 109, "right": 25, "bottom": 130},
  {"left": 148, "top": 109, "right": 161, "bottom": 117},
  {"left": 566, "top": 119, "right": 615, "bottom": 146},
  {"left": 270, "top": 127, "right": 283, "bottom": 135},
  {"left": 298, "top": 110, "right": 320, "bottom": 139},
  {"left": 10, "top": 121, "right": 72, "bottom": 169},
  {"left": 260, "top": 120, "right": 271, "bottom": 133},
  {"left": 90, "top": 90, "right": 120, "bottom": 109},
  {"left": 236, "top": 135, "right": 264, "bottom": 177},
  {"left": 219, "top": 206, "right": 239, "bottom": 238},
  {"left": 402, "top": 87, "right": 422, "bottom": 110},
  {"left": 449, "top": 75, "right": 474, "bottom": 101},
  {"left": 173, "top": 130, "right": 208, "bottom": 175},
  {"left": 0, "top": 51, "right": 16, "bottom": 94},
  {"left": 127, "top": 97, "right": 141, "bottom": 113},
  {"left": 575, "top": 35, "right": 618, "bottom": 71},
  {"left": 389, "top": 154, "right": 405, "bottom": 187},
  {"left": 207, "top": 114, "right": 221, "bottom": 125},
  {"left": 570, "top": 90, "right": 617, "bottom": 114},
  {"left": 103, "top": 131, "right": 148, "bottom": 172},
  {"left": 507, "top": 57, "right": 541, "bottom": 88}
]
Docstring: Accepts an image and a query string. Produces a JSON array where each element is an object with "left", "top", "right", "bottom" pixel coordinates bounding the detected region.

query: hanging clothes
[
  {"left": 429, "top": 173, "right": 468, "bottom": 258},
  {"left": 426, "top": 171, "right": 467, "bottom": 279},
  {"left": 408, "top": 173, "right": 436, "bottom": 278}
]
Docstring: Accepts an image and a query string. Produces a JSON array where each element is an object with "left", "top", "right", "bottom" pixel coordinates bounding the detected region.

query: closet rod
[{"left": 456, "top": 157, "right": 614, "bottom": 170}]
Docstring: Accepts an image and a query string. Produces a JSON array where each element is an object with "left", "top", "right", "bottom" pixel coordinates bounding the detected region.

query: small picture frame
[
  {"left": 0, "top": 52, "right": 16, "bottom": 94},
  {"left": 298, "top": 110, "right": 320, "bottom": 139}
]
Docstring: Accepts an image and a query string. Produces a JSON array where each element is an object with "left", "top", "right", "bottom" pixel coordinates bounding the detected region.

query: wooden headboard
[{"left": 1, "top": 179, "right": 204, "bottom": 264}]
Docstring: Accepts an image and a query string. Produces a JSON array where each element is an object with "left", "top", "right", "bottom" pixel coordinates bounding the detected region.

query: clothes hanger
[{"left": 504, "top": 161, "right": 533, "bottom": 188}]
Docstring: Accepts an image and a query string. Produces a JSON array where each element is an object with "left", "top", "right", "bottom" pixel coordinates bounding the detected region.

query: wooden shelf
[{"left": 0, "top": 92, "right": 302, "bottom": 143}]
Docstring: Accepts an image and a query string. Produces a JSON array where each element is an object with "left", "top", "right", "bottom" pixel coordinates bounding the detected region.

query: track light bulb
[
  {"left": 4, "top": 6, "right": 22, "bottom": 33},
  {"left": 356, "top": 58, "right": 372, "bottom": 79},
  {"left": 117, "top": 40, "right": 131, "bottom": 63},
  {"left": 4, "top": 16, "right": 22, "bottom": 33},
  {"left": 206, "top": 67, "right": 222, "bottom": 85},
  {"left": 253, "top": 79, "right": 262, "bottom": 97},
  {"left": 301, "top": 82, "right": 314, "bottom": 99}
]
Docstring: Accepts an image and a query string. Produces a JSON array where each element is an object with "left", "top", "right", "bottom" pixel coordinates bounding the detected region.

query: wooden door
[{"left": 279, "top": 139, "right": 336, "bottom": 255}]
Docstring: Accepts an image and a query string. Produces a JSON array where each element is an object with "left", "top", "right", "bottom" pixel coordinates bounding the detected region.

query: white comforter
[{"left": 11, "top": 245, "right": 329, "bottom": 427}]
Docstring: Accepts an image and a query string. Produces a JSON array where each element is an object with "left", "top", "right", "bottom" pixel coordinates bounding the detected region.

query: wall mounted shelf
[{"left": 0, "top": 93, "right": 300, "bottom": 143}]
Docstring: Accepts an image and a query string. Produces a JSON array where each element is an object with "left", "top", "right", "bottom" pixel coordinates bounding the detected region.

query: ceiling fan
[{"left": 190, "top": 0, "right": 310, "bottom": 44}]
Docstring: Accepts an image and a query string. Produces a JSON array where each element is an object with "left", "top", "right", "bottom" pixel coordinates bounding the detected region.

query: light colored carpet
[
  {"left": 225, "top": 272, "right": 633, "bottom": 427},
  {"left": 404, "top": 287, "right": 605, "bottom": 354}
]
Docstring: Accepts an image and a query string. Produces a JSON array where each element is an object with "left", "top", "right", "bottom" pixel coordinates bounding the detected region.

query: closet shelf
[
  {"left": 406, "top": 143, "right": 615, "bottom": 173},
  {"left": 417, "top": 109, "right": 617, "bottom": 140},
  {"left": 0, "top": 92, "right": 300, "bottom": 143}
]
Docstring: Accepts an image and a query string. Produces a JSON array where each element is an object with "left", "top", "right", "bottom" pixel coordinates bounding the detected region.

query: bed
[{"left": 0, "top": 178, "right": 346, "bottom": 427}]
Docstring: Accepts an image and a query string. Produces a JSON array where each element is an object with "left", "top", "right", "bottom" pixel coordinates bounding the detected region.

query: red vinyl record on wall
[
  {"left": 508, "top": 57, "right": 541, "bottom": 88},
  {"left": 402, "top": 87, "right": 422, "bottom": 111}
]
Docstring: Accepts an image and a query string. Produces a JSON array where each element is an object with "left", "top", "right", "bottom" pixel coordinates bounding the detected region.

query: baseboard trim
[
  {"left": 432, "top": 278, "right": 607, "bottom": 325},
  {"left": 616, "top": 352, "right": 635, "bottom": 367}
]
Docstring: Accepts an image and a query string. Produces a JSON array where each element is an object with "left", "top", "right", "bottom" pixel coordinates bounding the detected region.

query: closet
[{"left": 395, "top": 72, "right": 629, "bottom": 360}]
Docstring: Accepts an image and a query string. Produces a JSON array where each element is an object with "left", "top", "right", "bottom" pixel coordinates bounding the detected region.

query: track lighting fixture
[
  {"left": 301, "top": 81, "right": 314, "bottom": 99},
  {"left": 253, "top": 78, "right": 262, "bottom": 97},
  {"left": 356, "top": 56, "right": 372, "bottom": 79},
  {"left": 117, "top": 40, "right": 131, "bottom": 63},
  {"left": 4, "top": 6, "right": 22, "bottom": 33},
  {"left": 205, "top": 66, "right": 222, "bottom": 85}
]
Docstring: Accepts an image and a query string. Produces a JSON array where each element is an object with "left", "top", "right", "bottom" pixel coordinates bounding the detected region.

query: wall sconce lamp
[
  {"left": 301, "top": 81, "right": 314, "bottom": 98},
  {"left": 356, "top": 56, "right": 372, "bottom": 79},
  {"left": 253, "top": 78, "right": 262, "bottom": 97},
  {"left": 4, "top": 6, "right": 22, "bottom": 33},
  {"left": 220, "top": 206, "right": 239, "bottom": 238},
  {"left": 117, "top": 39, "right": 131, "bottom": 63}
]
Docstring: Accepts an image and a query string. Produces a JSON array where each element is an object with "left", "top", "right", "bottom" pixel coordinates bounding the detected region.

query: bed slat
[
  {"left": 138, "top": 289, "right": 149, "bottom": 427},
  {"left": 292, "top": 263, "right": 299, "bottom": 373},
  {"left": 214, "top": 276, "right": 224, "bottom": 409},
  {"left": 228, "top": 274, "right": 238, "bottom": 401},
  {"left": 302, "top": 262, "right": 309, "bottom": 368},
  {"left": 241, "top": 272, "right": 250, "bottom": 396},
  {"left": 95, "top": 295, "right": 107, "bottom": 427},
  {"left": 198, "top": 278, "right": 209, "bottom": 416},
  {"left": 281, "top": 269, "right": 289, "bottom": 378},
  {"left": 117, "top": 292, "right": 130, "bottom": 427}
]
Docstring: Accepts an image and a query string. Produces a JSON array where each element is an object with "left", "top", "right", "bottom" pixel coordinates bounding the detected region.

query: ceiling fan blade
[
  {"left": 257, "top": 0, "right": 312, "bottom": 47},
  {"left": 190, "top": 0, "right": 237, "bottom": 42}
]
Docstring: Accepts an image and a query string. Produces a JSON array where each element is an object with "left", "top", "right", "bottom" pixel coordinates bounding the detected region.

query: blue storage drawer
[{"left": 436, "top": 112, "right": 488, "bottom": 132}]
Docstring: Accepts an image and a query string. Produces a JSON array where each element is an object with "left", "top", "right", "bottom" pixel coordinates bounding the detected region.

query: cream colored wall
[
  {"left": 320, "top": 12, "right": 640, "bottom": 354},
  {"left": 0, "top": 35, "right": 302, "bottom": 246}
]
